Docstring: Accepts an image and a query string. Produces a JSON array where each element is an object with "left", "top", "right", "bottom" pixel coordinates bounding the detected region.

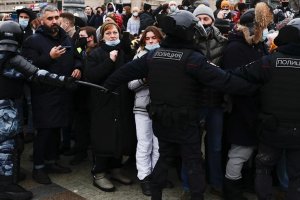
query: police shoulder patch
[
  {"left": 276, "top": 58, "right": 300, "bottom": 69},
  {"left": 153, "top": 50, "right": 184, "bottom": 61}
]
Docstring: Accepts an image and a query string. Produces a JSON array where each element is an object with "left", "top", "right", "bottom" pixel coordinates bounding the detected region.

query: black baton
[{"left": 75, "top": 80, "right": 118, "bottom": 95}]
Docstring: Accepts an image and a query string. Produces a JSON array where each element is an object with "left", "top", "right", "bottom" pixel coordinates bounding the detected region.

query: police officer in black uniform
[
  {"left": 102, "top": 10, "right": 260, "bottom": 200},
  {"left": 247, "top": 18, "right": 300, "bottom": 200},
  {"left": 0, "top": 21, "right": 76, "bottom": 200}
]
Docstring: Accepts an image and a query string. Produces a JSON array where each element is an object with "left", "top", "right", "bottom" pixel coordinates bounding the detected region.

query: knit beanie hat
[
  {"left": 221, "top": 0, "right": 230, "bottom": 9},
  {"left": 239, "top": 8, "right": 255, "bottom": 27},
  {"left": 193, "top": 4, "right": 215, "bottom": 21},
  {"left": 143, "top": 3, "right": 151, "bottom": 11},
  {"left": 193, "top": 0, "right": 210, "bottom": 8},
  {"left": 274, "top": 18, "right": 300, "bottom": 46}
]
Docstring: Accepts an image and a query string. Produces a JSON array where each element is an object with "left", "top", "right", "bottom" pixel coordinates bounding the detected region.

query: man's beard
[
  {"left": 44, "top": 24, "right": 60, "bottom": 34},
  {"left": 50, "top": 25, "right": 60, "bottom": 34}
]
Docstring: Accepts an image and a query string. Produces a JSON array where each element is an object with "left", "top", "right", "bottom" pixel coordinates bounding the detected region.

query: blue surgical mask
[
  {"left": 19, "top": 18, "right": 29, "bottom": 29},
  {"left": 145, "top": 43, "right": 160, "bottom": 51},
  {"left": 262, "top": 28, "right": 268, "bottom": 41},
  {"left": 169, "top": 5, "right": 177, "bottom": 13},
  {"left": 105, "top": 39, "right": 120, "bottom": 46}
]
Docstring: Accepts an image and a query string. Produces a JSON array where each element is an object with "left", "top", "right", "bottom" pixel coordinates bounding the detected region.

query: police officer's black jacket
[
  {"left": 104, "top": 37, "right": 258, "bottom": 97},
  {"left": 233, "top": 43, "right": 300, "bottom": 148},
  {"left": 103, "top": 37, "right": 259, "bottom": 143}
]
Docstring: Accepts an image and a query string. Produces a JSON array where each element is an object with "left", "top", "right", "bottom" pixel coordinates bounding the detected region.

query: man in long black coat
[{"left": 21, "top": 5, "right": 82, "bottom": 185}]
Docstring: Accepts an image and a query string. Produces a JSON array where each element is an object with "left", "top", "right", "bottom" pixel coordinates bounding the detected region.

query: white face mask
[
  {"left": 105, "top": 39, "right": 120, "bottom": 46},
  {"left": 262, "top": 28, "right": 268, "bottom": 41},
  {"left": 132, "top": 12, "right": 138, "bottom": 17},
  {"left": 169, "top": 5, "right": 177, "bottom": 13},
  {"left": 122, "top": 10, "right": 126, "bottom": 15},
  {"left": 19, "top": 18, "right": 29, "bottom": 29},
  {"left": 145, "top": 43, "right": 160, "bottom": 51}
]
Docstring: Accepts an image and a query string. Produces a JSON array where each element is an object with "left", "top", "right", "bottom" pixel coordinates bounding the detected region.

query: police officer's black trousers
[
  {"left": 150, "top": 140, "right": 205, "bottom": 200},
  {"left": 255, "top": 143, "right": 300, "bottom": 200}
]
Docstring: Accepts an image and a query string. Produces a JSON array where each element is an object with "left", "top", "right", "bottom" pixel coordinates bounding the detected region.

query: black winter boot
[
  {"left": 0, "top": 175, "right": 33, "bottom": 200},
  {"left": 224, "top": 177, "right": 247, "bottom": 200}
]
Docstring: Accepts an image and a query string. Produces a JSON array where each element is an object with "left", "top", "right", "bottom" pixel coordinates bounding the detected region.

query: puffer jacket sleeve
[{"left": 128, "top": 79, "right": 147, "bottom": 92}]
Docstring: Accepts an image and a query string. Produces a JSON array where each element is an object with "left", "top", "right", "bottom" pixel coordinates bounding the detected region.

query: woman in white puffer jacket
[{"left": 128, "top": 26, "right": 164, "bottom": 196}]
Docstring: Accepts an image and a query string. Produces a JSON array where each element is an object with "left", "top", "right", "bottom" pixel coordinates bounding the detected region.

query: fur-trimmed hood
[{"left": 237, "top": 2, "right": 273, "bottom": 45}]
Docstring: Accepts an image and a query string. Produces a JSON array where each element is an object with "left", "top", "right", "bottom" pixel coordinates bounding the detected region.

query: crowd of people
[{"left": 1, "top": 0, "right": 300, "bottom": 200}]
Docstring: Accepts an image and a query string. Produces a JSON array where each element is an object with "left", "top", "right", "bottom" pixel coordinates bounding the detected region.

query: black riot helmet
[
  {"left": 274, "top": 18, "right": 300, "bottom": 46},
  {"left": 0, "top": 21, "right": 23, "bottom": 47},
  {"left": 159, "top": 10, "right": 207, "bottom": 41}
]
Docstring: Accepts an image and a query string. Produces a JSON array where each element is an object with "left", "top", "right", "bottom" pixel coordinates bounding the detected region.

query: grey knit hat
[
  {"left": 194, "top": 0, "right": 210, "bottom": 8},
  {"left": 193, "top": 4, "right": 215, "bottom": 21}
]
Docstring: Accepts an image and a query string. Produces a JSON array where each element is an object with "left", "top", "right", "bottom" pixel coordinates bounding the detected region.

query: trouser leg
[
  {"left": 34, "top": 128, "right": 60, "bottom": 167},
  {"left": 255, "top": 143, "right": 281, "bottom": 200},
  {"left": 205, "top": 107, "right": 224, "bottom": 189},
  {"left": 92, "top": 156, "right": 122, "bottom": 174},
  {"left": 151, "top": 140, "right": 174, "bottom": 200},
  {"left": 224, "top": 145, "right": 255, "bottom": 200},
  {"left": 285, "top": 148, "right": 300, "bottom": 200},
  {"left": 181, "top": 142, "right": 205, "bottom": 200},
  {"left": 135, "top": 114, "right": 156, "bottom": 180}
]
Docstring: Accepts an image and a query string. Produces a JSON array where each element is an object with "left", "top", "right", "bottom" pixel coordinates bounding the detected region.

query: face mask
[
  {"left": 132, "top": 12, "right": 139, "bottom": 17},
  {"left": 122, "top": 10, "right": 126, "bottom": 15},
  {"left": 262, "top": 28, "right": 268, "bottom": 41},
  {"left": 19, "top": 18, "right": 29, "bottom": 29},
  {"left": 105, "top": 39, "right": 120, "bottom": 46},
  {"left": 205, "top": 26, "right": 213, "bottom": 36},
  {"left": 202, "top": 24, "right": 210, "bottom": 29},
  {"left": 183, "top": 6, "right": 188, "bottom": 10},
  {"left": 108, "top": 7, "right": 114, "bottom": 12},
  {"left": 282, "top": 2, "right": 289, "bottom": 7},
  {"left": 195, "top": 21, "right": 208, "bottom": 39},
  {"left": 76, "top": 37, "right": 88, "bottom": 48},
  {"left": 169, "top": 5, "right": 177, "bottom": 13},
  {"left": 145, "top": 43, "right": 160, "bottom": 51}
]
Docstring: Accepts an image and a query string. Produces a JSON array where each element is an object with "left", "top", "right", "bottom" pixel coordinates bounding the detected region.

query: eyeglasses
[{"left": 46, "top": 16, "right": 59, "bottom": 21}]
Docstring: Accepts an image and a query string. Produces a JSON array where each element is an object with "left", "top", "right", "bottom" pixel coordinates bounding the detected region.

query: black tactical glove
[{"left": 32, "top": 69, "right": 77, "bottom": 90}]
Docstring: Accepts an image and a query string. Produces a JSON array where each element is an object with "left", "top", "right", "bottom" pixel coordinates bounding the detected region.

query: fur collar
[{"left": 236, "top": 2, "right": 273, "bottom": 45}]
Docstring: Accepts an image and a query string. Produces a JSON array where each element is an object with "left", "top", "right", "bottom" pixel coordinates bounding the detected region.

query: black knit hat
[
  {"left": 239, "top": 8, "right": 255, "bottom": 27},
  {"left": 274, "top": 18, "right": 300, "bottom": 46},
  {"left": 143, "top": 3, "right": 151, "bottom": 11}
]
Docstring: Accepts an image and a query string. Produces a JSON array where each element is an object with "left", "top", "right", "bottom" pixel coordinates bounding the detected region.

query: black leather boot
[
  {"left": 140, "top": 175, "right": 152, "bottom": 196},
  {"left": 0, "top": 175, "right": 33, "bottom": 200},
  {"left": 224, "top": 177, "right": 248, "bottom": 200}
]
